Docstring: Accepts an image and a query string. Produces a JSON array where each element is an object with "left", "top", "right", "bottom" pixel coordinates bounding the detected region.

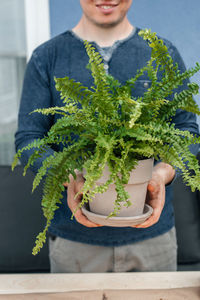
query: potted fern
[{"left": 12, "top": 29, "right": 200, "bottom": 255}]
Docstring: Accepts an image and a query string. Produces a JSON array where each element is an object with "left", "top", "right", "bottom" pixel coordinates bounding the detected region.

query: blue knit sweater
[{"left": 15, "top": 28, "right": 199, "bottom": 246}]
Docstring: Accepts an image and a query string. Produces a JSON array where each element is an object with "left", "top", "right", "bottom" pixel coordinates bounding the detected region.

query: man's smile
[{"left": 96, "top": 2, "right": 118, "bottom": 14}]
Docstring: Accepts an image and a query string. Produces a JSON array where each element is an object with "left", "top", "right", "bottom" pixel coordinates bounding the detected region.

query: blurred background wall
[
  {"left": 0, "top": 0, "right": 26, "bottom": 165},
  {"left": 0, "top": 0, "right": 50, "bottom": 166}
]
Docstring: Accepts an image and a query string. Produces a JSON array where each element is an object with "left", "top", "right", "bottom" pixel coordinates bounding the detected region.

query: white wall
[{"left": 24, "top": 0, "right": 50, "bottom": 60}]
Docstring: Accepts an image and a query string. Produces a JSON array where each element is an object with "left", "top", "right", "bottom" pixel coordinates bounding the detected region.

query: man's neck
[{"left": 72, "top": 17, "right": 134, "bottom": 47}]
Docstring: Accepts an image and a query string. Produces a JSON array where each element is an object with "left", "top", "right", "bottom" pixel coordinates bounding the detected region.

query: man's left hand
[{"left": 132, "top": 162, "right": 175, "bottom": 228}]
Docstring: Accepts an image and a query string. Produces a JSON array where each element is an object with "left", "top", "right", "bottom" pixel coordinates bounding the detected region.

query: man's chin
[{"left": 94, "top": 19, "right": 123, "bottom": 28}]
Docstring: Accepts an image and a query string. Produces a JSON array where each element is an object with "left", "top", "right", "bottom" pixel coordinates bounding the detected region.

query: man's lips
[
  {"left": 96, "top": 1, "right": 119, "bottom": 5},
  {"left": 96, "top": 3, "right": 118, "bottom": 14}
]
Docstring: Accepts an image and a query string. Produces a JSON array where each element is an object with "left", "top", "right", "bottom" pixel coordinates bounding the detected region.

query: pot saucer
[{"left": 82, "top": 204, "right": 153, "bottom": 227}]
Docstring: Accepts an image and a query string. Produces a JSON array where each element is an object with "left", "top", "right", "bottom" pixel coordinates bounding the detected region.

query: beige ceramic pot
[{"left": 89, "top": 158, "right": 154, "bottom": 217}]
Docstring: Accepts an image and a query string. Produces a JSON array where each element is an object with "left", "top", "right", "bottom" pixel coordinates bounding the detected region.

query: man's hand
[
  {"left": 132, "top": 162, "right": 175, "bottom": 228},
  {"left": 64, "top": 172, "right": 102, "bottom": 227}
]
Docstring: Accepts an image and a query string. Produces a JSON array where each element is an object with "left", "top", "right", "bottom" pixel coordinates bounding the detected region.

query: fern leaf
[{"left": 55, "top": 76, "right": 92, "bottom": 106}]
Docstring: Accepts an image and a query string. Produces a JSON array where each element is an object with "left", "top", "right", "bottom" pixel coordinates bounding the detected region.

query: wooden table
[{"left": 0, "top": 272, "right": 199, "bottom": 299}]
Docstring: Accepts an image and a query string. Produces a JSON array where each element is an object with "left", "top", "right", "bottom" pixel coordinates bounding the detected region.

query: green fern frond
[
  {"left": 139, "top": 29, "right": 177, "bottom": 80},
  {"left": 12, "top": 139, "right": 46, "bottom": 172},
  {"left": 31, "top": 105, "right": 78, "bottom": 116},
  {"left": 84, "top": 41, "right": 108, "bottom": 89},
  {"left": 55, "top": 76, "right": 92, "bottom": 105},
  {"left": 13, "top": 28, "right": 200, "bottom": 256},
  {"left": 129, "top": 101, "right": 143, "bottom": 128},
  {"left": 159, "top": 82, "right": 200, "bottom": 120}
]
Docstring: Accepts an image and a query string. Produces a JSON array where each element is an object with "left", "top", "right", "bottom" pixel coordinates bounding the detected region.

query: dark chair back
[{"left": 0, "top": 166, "right": 50, "bottom": 273}]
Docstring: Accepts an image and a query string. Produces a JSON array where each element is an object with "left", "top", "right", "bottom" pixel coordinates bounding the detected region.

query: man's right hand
[{"left": 64, "top": 173, "right": 102, "bottom": 227}]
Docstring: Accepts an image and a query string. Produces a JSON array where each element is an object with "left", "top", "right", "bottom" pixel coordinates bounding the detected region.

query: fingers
[
  {"left": 147, "top": 183, "right": 155, "bottom": 193},
  {"left": 68, "top": 194, "right": 101, "bottom": 227},
  {"left": 133, "top": 203, "right": 161, "bottom": 228},
  {"left": 67, "top": 175, "right": 102, "bottom": 228},
  {"left": 73, "top": 208, "right": 102, "bottom": 227},
  {"left": 63, "top": 171, "right": 84, "bottom": 188},
  {"left": 63, "top": 182, "right": 68, "bottom": 189},
  {"left": 132, "top": 180, "right": 165, "bottom": 229},
  {"left": 133, "top": 210, "right": 161, "bottom": 228}
]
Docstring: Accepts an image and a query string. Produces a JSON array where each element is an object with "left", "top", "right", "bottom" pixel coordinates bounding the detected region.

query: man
[{"left": 15, "top": 0, "right": 199, "bottom": 272}]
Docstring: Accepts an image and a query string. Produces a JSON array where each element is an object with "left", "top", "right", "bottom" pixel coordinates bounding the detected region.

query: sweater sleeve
[{"left": 15, "top": 48, "right": 55, "bottom": 174}]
